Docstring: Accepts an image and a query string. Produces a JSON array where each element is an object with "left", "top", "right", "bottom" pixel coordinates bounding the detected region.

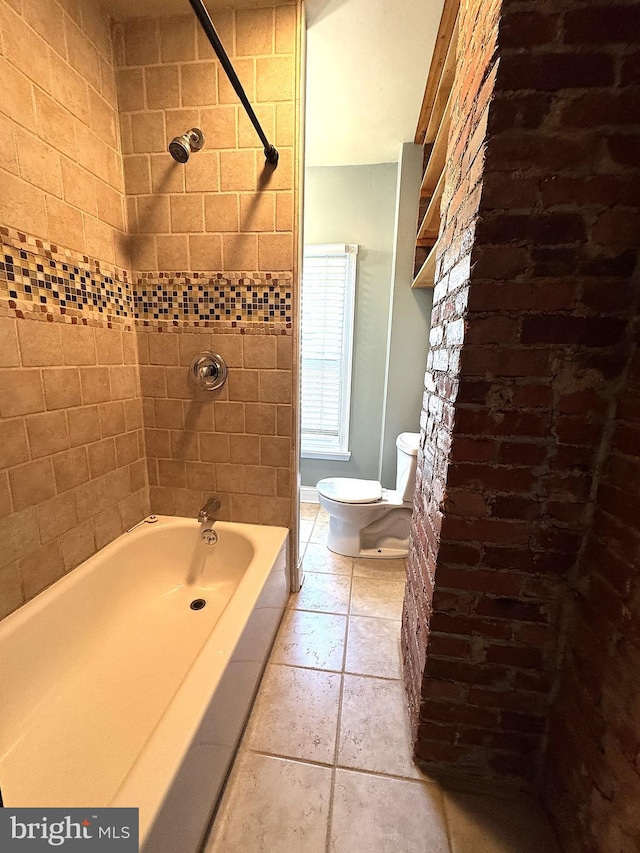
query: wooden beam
[
  {"left": 419, "top": 85, "right": 453, "bottom": 199},
  {"left": 415, "top": 0, "right": 460, "bottom": 145},
  {"left": 416, "top": 169, "right": 446, "bottom": 246},
  {"left": 412, "top": 239, "right": 439, "bottom": 289}
]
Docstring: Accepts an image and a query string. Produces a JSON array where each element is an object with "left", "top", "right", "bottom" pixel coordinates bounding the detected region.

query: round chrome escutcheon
[{"left": 201, "top": 527, "right": 218, "bottom": 545}]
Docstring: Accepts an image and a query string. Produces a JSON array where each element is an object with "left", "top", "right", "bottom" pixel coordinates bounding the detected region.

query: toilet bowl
[{"left": 316, "top": 432, "right": 420, "bottom": 559}]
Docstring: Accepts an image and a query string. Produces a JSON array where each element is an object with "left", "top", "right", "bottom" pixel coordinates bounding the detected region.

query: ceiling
[{"left": 99, "top": 0, "right": 443, "bottom": 168}]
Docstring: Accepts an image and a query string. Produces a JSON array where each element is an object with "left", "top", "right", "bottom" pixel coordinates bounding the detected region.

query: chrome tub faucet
[{"left": 198, "top": 497, "right": 220, "bottom": 524}]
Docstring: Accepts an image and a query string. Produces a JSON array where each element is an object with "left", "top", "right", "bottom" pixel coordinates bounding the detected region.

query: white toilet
[{"left": 316, "top": 432, "right": 420, "bottom": 559}]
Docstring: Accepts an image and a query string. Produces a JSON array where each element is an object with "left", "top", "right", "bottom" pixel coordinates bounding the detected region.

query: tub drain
[{"left": 190, "top": 598, "right": 207, "bottom": 611}]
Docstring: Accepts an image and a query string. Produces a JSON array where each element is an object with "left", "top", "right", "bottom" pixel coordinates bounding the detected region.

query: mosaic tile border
[
  {"left": 134, "top": 271, "right": 293, "bottom": 328},
  {"left": 0, "top": 227, "right": 132, "bottom": 324},
  {"left": 0, "top": 227, "right": 294, "bottom": 331}
]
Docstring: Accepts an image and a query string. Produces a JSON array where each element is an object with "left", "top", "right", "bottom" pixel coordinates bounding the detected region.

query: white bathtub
[{"left": 0, "top": 515, "right": 289, "bottom": 852}]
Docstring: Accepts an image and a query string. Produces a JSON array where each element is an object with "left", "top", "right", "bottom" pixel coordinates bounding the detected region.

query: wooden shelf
[
  {"left": 412, "top": 0, "right": 459, "bottom": 288},
  {"left": 412, "top": 239, "right": 439, "bottom": 289},
  {"left": 417, "top": 169, "right": 445, "bottom": 246}
]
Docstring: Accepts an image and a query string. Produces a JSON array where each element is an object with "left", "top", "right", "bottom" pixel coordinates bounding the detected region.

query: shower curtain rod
[{"left": 188, "top": 0, "right": 279, "bottom": 167}]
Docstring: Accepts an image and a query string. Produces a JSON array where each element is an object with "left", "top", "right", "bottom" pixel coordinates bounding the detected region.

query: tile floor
[{"left": 205, "top": 503, "right": 560, "bottom": 853}]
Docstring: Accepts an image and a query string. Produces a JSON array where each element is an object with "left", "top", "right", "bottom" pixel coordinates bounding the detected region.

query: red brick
[
  {"left": 499, "top": 10, "right": 558, "bottom": 47},
  {"left": 498, "top": 52, "right": 615, "bottom": 91},
  {"left": 470, "top": 281, "right": 577, "bottom": 313},
  {"left": 450, "top": 437, "right": 497, "bottom": 463},
  {"left": 437, "top": 541, "right": 483, "bottom": 566},
  {"left": 446, "top": 489, "right": 491, "bottom": 517},
  {"left": 468, "top": 687, "right": 547, "bottom": 712},
  {"left": 593, "top": 209, "right": 640, "bottom": 247},
  {"left": 497, "top": 441, "right": 548, "bottom": 466},
  {"left": 431, "top": 612, "right": 514, "bottom": 641},
  {"left": 561, "top": 89, "right": 640, "bottom": 128},
  {"left": 455, "top": 408, "right": 551, "bottom": 438},
  {"left": 564, "top": 6, "right": 640, "bottom": 45},
  {"left": 557, "top": 389, "right": 608, "bottom": 416},
  {"left": 511, "top": 384, "right": 554, "bottom": 409},
  {"left": 435, "top": 566, "right": 523, "bottom": 596},
  {"left": 531, "top": 247, "right": 580, "bottom": 277},
  {"left": 428, "top": 633, "right": 472, "bottom": 658},
  {"left": 425, "top": 657, "right": 511, "bottom": 686},
  {"left": 492, "top": 496, "right": 541, "bottom": 521},
  {"left": 500, "top": 710, "right": 547, "bottom": 733},
  {"left": 475, "top": 596, "right": 548, "bottom": 623},
  {"left": 486, "top": 135, "right": 590, "bottom": 176},
  {"left": 607, "top": 134, "right": 640, "bottom": 168},
  {"left": 480, "top": 172, "right": 539, "bottom": 209},
  {"left": 521, "top": 315, "right": 626, "bottom": 347},
  {"left": 447, "top": 462, "right": 535, "bottom": 492},
  {"left": 486, "top": 642, "right": 545, "bottom": 669},
  {"left": 460, "top": 346, "right": 552, "bottom": 378}
]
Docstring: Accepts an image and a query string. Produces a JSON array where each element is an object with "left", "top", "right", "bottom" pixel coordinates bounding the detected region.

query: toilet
[{"left": 316, "top": 432, "right": 420, "bottom": 559}]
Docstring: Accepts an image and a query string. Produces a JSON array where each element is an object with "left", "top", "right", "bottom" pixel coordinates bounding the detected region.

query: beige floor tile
[
  {"left": 289, "top": 570, "right": 351, "bottom": 614},
  {"left": 206, "top": 751, "right": 332, "bottom": 853},
  {"left": 303, "top": 542, "right": 353, "bottom": 576},
  {"left": 444, "top": 791, "right": 560, "bottom": 853},
  {"left": 299, "top": 502, "right": 319, "bottom": 520},
  {"left": 271, "top": 609, "right": 347, "bottom": 671},
  {"left": 345, "top": 615, "right": 402, "bottom": 679},
  {"left": 338, "top": 674, "right": 422, "bottom": 779},
  {"left": 350, "top": 576, "right": 405, "bottom": 620},
  {"left": 299, "top": 518, "right": 314, "bottom": 543},
  {"left": 330, "top": 769, "right": 450, "bottom": 853},
  {"left": 352, "top": 556, "right": 406, "bottom": 580},
  {"left": 310, "top": 511, "right": 330, "bottom": 543},
  {"left": 244, "top": 664, "right": 341, "bottom": 764}
]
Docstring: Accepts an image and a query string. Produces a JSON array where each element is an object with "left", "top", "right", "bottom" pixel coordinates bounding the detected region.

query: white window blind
[{"left": 301, "top": 243, "right": 358, "bottom": 460}]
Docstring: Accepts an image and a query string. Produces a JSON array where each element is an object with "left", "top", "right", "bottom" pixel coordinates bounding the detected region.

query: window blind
[{"left": 301, "top": 243, "right": 358, "bottom": 459}]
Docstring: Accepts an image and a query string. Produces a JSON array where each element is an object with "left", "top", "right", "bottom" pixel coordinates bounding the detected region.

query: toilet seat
[{"left": 316, "top": 478, "right": 382, "bottom": 504}]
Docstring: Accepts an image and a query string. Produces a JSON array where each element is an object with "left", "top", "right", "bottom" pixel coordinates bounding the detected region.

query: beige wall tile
[
  {"left": 60, "top": 519, "right": 95, "bottom": 571},
  {"left": 145, "top": 428, "right": 170, "bottom": 458},
  {"left": 130, "top": 235, "right": 158, "bottom": 271},
  {"left": 217, "top": 463, "right": 245, "bottom": 493},
  {"left": 200, "top": 105, "right": 237, "bottom": 149},
  {"left": 212, "top": 401, "right": 244, "bottom": 433},
  {"left": 220, "top": 150, "right": 256, "bottom": 192},
  {"left": 275, "top": 5, "right": 297, "bottom": 54},
  {"left": 124, "top": 155, "right": 152, "bottom": 194},
  {"left": 61, "top": 159, "right": 98, "bottom": 217},
  {"left": 258, "top": 232, "right": 294, "bottom": 271},
  {"left": 228, "top": 368, "right": 259, "bottom": 401},
  {"left": 131, "top": 112, "right": 166, "bottom": 154},
  {"left": 0, "top": 171, "right": 47, "bottom": 244},
  {"left": 26, "top": 410, "right": 69, "bottom": 458},
  {"left": 200, "top": 433, "right": 230, "bottom": 463},
  {"left": 230, "top": 433, "right": 260, "bottom": 464},
  {"left": 0, "top": 562, "right": 24, "bottom": 620},
  {"left": 218, "top": 58, "right": 255, "bottom": 104},
  {"left": 210, "top": 334, "right": 243, "bottom": 367},
  {"left": 75, "top": 121, "right": 110, "bottom": 183},
  {"left": 95, "top": 328, "right": 124, "bottom": 365},
  {"left": 0, "top": 114, "right": 18, "bottom": 176},
  {"left": 160, "top": 15, "right": 196, "bottom": 63},
  {"left": 93, "top": 504, "right": 123, "bottom": 549},
  {"left": 260, "top": 370, "right": 292, "bottom": 403},
  {"left": 97, "top": 182, "right": 125, "bottom": 231},
  {"left": 275, "top": 101, "right": 294, "bottom": 147},
  {"left": 184, "top": 401, "right": 215, "bottom": 432},
  {"left": 60, "top": 325, "right": 96, "bottom": 366},
  {"left": 64, "top": 16, "right": 101, "bottom": 92},
  {"left": 138, "top": 195, "right": 171, "bottom": 233},
  {"left": 244, "top": 336, "right": 277, "bottom": 369},
  {"left": 0, "top": 3, "right": 51, "bottom": 92},
  {"left": 88, "top": 87, "right": 118, "bottom": 149},
  {"left": 116, "top": 431, "right": 139, "bottom": 466},
  {"left": 243, "top": 191, "right": 278, "bottom": 233},
  {"left": 158, "top": 458, "right": 187, "bottom": 488},
  {"left": 166, "top": 366, "right": 197, "bottom": 400},
  {"left": 164, "top": 108, "right": 201, "bottom": 143},
  {"left": 277, "top": 404, "right": 293, "bottom": 436},
  {"left": 37, "top": 492, "right": 78, "bottom": 543},
  {"left": 245, "top": 464, "right": 277, "bottom": 496},
  {"left": 170, "top": 194, "right": 204, "bottom": 233},
  {"left": 223, "top": 233, "right": 258, "bottom": 271},
  {"left": 0, "top": 506, "right": 39, "bottom": 569},
  {"left": 99, "top": 401, "right": 126, "bottom": 437},
  {"left": 205, "top": 194, "right": 239, "bottom": 232},
  {"left": 156, "top": 234, "right": 189, "bottom": 269},
  {"left": 84, "top": 214, "right": 116, "bottom": 265},
  {"left": 17, "top": 135, "right": 62, "bottom": 197},
  {"left": 123, "top": 18, "right": 159, "bottom": 66},
  {"left": 42, "top": 368, "right": 82, "bottom": 410},
  {"left": 197, "top": 8, "right": 234, "bottom": 58},
  {"left": 139, "top": 366, "right": 168, "bottom": 399},
  {"left": 146, "top": 65, "right": 180, "bottom": 110},
  {"left": 45, "top": 196, "right": 84, "bottom": 254},
  {"left": 155, "top": 399, "right": 185, "bottom": 430},
  {"left": 80, "top": 367, "right": 111, "bottom": 404},
  {"left": 67, "top": 406, "right": 101, "bottom": 447},
  {"left": 125, "top": 398, "right": 144, "bottom": 431},
  {"left": 52, "top": 446, "right": 90, "bottom": 493},
  {"left": 236, "top": 7, "right": 274, "bottom": 56},
  {"left": 116, "top": 67, "right": 145, "bottom": 111},
  {"left": 150, "top": 155, "right": 185, "bottom": 193},
  {"left": 257, "top": 147, "right": 292, "bottom": 190},
  {"left": 0, "top": 369, "right": 45, "bottom": 418},
  {"left": 238, "top": 104, "right": 274, "bottom": 149},
  {"left": 148, "top": 334, "right": 179, "bottom": 366},
  {"left": 181, "top": 62, "right": 217, "bottom": 107},
  {"left": 276, "top": 192, "right": 293, "bottom": 231},
  {"left": 185, "top": 152, "right": 220, "bottom": 193},
  {"left": 81, "top": 0, "right": 113, "bottom": 60},
  {"left": 19, "top": 539, "right": 65, "bottom": 599},
  {"left": 189, "top": 234, "right": 222, "bottom": 270},
  {"left": 245, "top": 402, "right": 276, "bottom": 435},
  {"left": 88, "top": 437, "right": 117, "bottom": 478},
  {"left": 0, "top": 56, "right": 36, "bottom": 132},
  {"left": 0, "top": 418, "right": 30, "bottom": 469},
  {"left": 10, "top": 458, "right": 56, "bottom": 510},
  {"left": 177, "top": 332, "right": 212, "bottom": 366},
  {"left": 260, "top": 435, "right": 291, "bottom": 467},
  {"left": 257, "top": 56, "right": 294, "bottom": 102},
  {"left": 170, "top": 430, "right": 200, "bottom": 461},
  {"left": 0, "top": 318, "right": 21, "bottom": 367},
  {"left": 109, "top": 366, "right": 138, "bottom": 400},
  {"left": 186, "top": 461, "right": 217, "bottom": 491}
]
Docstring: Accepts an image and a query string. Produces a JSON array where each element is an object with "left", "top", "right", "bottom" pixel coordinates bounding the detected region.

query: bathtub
[{"left": 0, "top": 515, "right": 289, "bottom": 852}]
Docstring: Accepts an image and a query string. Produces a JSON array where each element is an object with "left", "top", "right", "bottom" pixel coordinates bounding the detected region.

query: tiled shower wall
[
  {"left": 0, "top": 0, "right": 147, "bottom": 620},
  {"left": 115, "top": 4, "right": 299, "bottom": 528},
  {"left": 0, "top": 0, "right": 301, "bottom": 620}
]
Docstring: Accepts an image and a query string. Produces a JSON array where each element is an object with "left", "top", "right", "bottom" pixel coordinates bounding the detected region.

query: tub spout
[{"left": 198, "top": 497, "right": 220, "bottom": 524}]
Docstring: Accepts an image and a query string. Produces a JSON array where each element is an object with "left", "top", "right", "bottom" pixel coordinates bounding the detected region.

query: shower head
[{"left": 168, "top": 127, "right": 205, "bottom": 163}]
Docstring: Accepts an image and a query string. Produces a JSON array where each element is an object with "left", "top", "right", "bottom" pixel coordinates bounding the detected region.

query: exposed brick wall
[
  {"left": 403, "top": 0, "right": 640, "bottom": 800},
  {"left": 542, "top": 315, "right": 640, "bottom": 853}
]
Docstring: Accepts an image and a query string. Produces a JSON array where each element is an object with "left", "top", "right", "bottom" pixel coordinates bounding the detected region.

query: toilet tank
[{"left": 395, "top": 432, "right": 420, "bottom": 501}]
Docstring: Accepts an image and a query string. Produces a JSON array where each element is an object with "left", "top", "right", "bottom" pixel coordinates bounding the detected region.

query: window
[{"left": 300, "top": 243, "right": 358, "bottom": 460}]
